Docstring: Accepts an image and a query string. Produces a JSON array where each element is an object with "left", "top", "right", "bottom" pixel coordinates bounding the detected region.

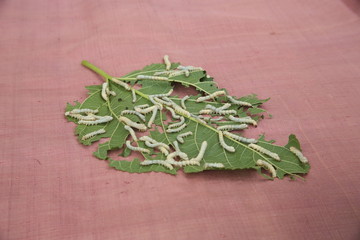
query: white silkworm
[
  {"left": 159, "top": 147, "right": 169, "bottom": 156},
  {"left": 153, "top": 97, "right": 172, "bottom": 106},
  {"left": 223, "top": 131, "right": 257, "bottom": 144},
  {"left": 227, "top": 96, "right": 252, "bottom": 107},
  {"left": 136, "top": 75, "right": 169, "bottom": 81},
  {"left": 124, "top": 125, "right": 138, "bottom": 141},
  {"left": 66, "top": 108, "right": 98, "bottom": 115},
  {"left": 256, "top": 159, "right": 277, "bottom": 178},
  {"left": 205, "top": 105, "right": 236, "bottom": 115},
  {"left": 145, "top": 141, "right": 169, "bottom": 150},
  {"left": 249, "top": 144, "right": 280, "bottom": 161},
  {"left": 147, "top": 106, "right": 158, "bottom": 128},
  {"left": 154, "top": 70, "right": 176, "bottom": 76},
  {"left": 217, "top": 103, "right": 231, "bottom": 110},
  {"left": 181, "top": 95, "right": 190, "bottom": 109},
  {"left": 228, "top": 115, "right": 257, "bottom": 126},
  {"left": 172, "top": 104, "right": 191, "bottom": 118},
  {"left": 217, "top": 124, "right": 248, "bottom": 131},
  {"left": 126, "top": 140, "right": 150, "bottom": 153},
  {"left": 121, "top": 110, "right": 146, "bottom": 122},
  {"left": 210, "top": 117, "right": 224, "bottom": 122},
  {"left": 167, "top": 151, "right": 189, "bottom": 161},
  {"left": 119, "top": 116, "right": 147, "bottom": 131},
  {"left": 173, "top": 141, "right": 181, "bottom": 152},
  {"left": 176, "top": 131, "right": 193, "bottom": 144},
  {"left": 105, "top": 88, "right": 116, "bottom": 96},
  {"left": 198, "top": 116, "right": 211, "bottom": 121},
  {"left": 163, "top": 55, "right": 171, "bottom": 70},
  {"left": 191, "top": 141, "right": 208, "bottom": 162},
  {"left": 150, "top": 89, "right": 173, "bottom": 97},
  {"left": 101, "top": 82, "right": 109, "bottom": 101},
  {"left": 131, "top": 89, "right": 136, "bottom": 103},
  {"left": 168, "top": 160, "right": 200, "bottom": 167},
  {"left": 166, "top": 123, "right": 187, "bottom": 133},
  {"left": 81, "top": 129, "right": 106, "bottom": 140},
  {"left": 204, "top": 163, "right": 224, "bottom": 169},
  {"left": 168, "top": 70, "right": 186, "bottom": 78},
  {"left": 196, "top": 90, "right": 226, "bottom": 102},
  {"left": 177, "top": 65, "right": 203, "bottom": 71},
  {"left": 199, "top": 109, "right": 214, "bottom": 115},
  {"left": 218, "top": 131, "right": 235, "bottom": 152},
  {"left": 168, "top": 116, "right": 185, "bottom": 129},
  {"left": 135, "top": 105, "right": 157, "bottom": 114},
  {"left": 166, "top": 106, "right": 181, "bottom": 119},
  {"left": 135, "top": 104, "right": 149, "bottom": 109},
  {"left": 67, "top": 113, "right": 96, "bottom": 121},
  {"left": 139, "top": 136, "right": 170, "bottom": 151},
  {"left": 290, "top": 147, "right": 308, "bottom": 164},
  {"left": 111, "top": 78, "right": 131, "bottom": 90},
  {"left": 140, "top": 160, "right": 174, "bottom": 170},
  {"left": 78, "top": 116, "right": 113, "bottom": 125}
]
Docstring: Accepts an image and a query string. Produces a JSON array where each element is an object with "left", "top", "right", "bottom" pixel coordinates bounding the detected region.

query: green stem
[{"left": 81, "top": 60, "right": 112, "bottom": 80}]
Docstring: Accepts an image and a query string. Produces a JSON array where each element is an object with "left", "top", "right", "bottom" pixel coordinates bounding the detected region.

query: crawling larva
[
  {"left": 105, "top": 88, "right": 116, "bottom": 96},
  {"left": 81, "top": 129, "right": 106, "bottom": 141},
  {"left": 135, "top": 105, "right": 157, "bottom": 114},
  {"left": 131, "top": 89, "right": 136, "bottom": 103},
  {"left": 147, "top": 106, "right": 159, "bottom": 128},
  {"left": 124, "top": 125, "right": 138, "bottom": 141},
  {"left": 154, "top": 70, "right": 176, "bottom": 76},
  {"left": 153, "top": 97, "right": 172, "bottom": 106},
  {"left": 172, "top": 104, "right": 191, "bottom": 118},
  {"left": 181, "top": 95, "right": 190, "bottom": 109},
  {"left": 205, "top": 105, "right": 236, "bottom": 115},
  {"left": 136, "top": 75, "right": 169, "bottom": 81},
  {"left": 227, "top": 96, "right": 252, "bottom": 107},
  {"left": 135, "top": 104, "right": 149, "bottom": 109},
  {"left": 167, "top": 151, "right": 189, "bottom": 161},
  {"left": 126, "top": 140, "right": 150, "bottom": 153},
  {"left": 66, "top": 108, "right": 98, "bottom": 115},
  {"left": 121, "top": 110, "right": 146, "bottom": 122},
  {"left": 210, "top": 117, "right": 224, "bottom": 122},
  {"left": 228, "top": 115, "right": 257, "bottom": 126},
  {"left": 168, "top": 70, "right": 186, "bottom": 78},
  {"left": 168, "top": 160, "right": 200, "bottom": 167},
  {"left": 217, "top": 124, "right": 248, "bottom": 131},
  {"left": 150, "top": 89, "right": 173, "bottom": 98},
  {"left": 204, "top": 163, "right": 224, "bottom": 169},
  {"left": 217, "top": 103, "right": 231, "bottom": 110},
  {"left": 218, "top": 131, "right": 235, "bottom": 152},
  {"left": 119, "top": 116, "right": 147, "bottom": 131},
  {"left": 223, "top": 131, "right": 257, "bottom": 144},
  {"left": 144, "top": 141, "right": 169, "bottom": 150},
  {"left": 166, "top": 123, "right": 187, "bottom": 133},
  {"left": 139, "top": 136, "right": 170, "bottom": 151},
  {"left": 67, "top": 113, "right": 96, "bottom": 121},
  {"left": 289, "top": 147, "right": 308, "bottom": 164},
  {"left": 248, "top": 144, "right": 280, "bottom": 161},
  {"left": 176, "top": 131, "right": 193, "bottom": 144},
  {"left": 78, "top": 116, "right": 113, "bottom": 125},
  {"left": 191, "top": 141, "right": 208, "bottom": 163},
  {"left": 168, "top": 116, "right": 185, "bottom": 129},
  {"left": 101, "top": 82, "right": 109, "bottom": 101},
  {"left": 199, "top": 109, "right": 214, "bottom": 115},
  {"left": 172, "top": 140, "right": 181, "bottom": 152},
  {"left": 163, "top": 55, "right": 171, "bottom": 70},
  {"left": 141, "top": 160, "right": 174, "bottom": 170},
  {"left": 111, "top": 78, "right": 131, "bottom": 90},
  {"left": 196, "top": 90, "right": 226, "bottom": 102},
  {"left": 166, "top": 106, "right": 182, "bottom": 119},
  {"left": 256, "top": 159, "right": 277, "bottom": 178}
]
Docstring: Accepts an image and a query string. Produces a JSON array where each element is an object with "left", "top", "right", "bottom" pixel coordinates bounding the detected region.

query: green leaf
[{"left": 64, "top": 60, "right": 311, "bottom": 180}]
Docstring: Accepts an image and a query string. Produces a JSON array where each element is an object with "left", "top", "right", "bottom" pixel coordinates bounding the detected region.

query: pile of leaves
[{"left": 64, "top": 58, "right": 310, "bottom": 180}]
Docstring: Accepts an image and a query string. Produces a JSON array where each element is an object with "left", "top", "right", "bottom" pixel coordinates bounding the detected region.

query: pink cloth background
[{"left": 1, "top": 0, "right": 359, "bottom": 239}]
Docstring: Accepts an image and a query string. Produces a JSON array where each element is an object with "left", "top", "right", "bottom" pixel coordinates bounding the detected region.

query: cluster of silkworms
[{"left": 65, "top": 108, "right": 113, "bottom": 126}]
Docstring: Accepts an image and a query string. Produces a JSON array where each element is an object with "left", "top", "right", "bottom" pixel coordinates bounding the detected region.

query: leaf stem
[{"left": 81, "top": 60, "right": 112, "bottom": 80}]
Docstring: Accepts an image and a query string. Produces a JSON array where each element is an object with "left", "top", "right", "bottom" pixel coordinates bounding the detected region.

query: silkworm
[
  {"left": 205, "top": 105, "right": 236, "bottom": 115},
  {"left": 147, "top": 106, "right": 159, "bottom": 128},
  {"left": 176, "top": 131, "right": 193, "bottom": 144},
  {"left": 256, "top": 159, "right": 276, "bottom": 178},
  {"left": 196, "top": 90, "right": 226, "bottom": 102},
  {"left": 166, "top": 106, "right": 181, "bottom": 119},
  {"left": 126, "top": 140, "right": 150, "bottom": 153},
  {"left": 139, "top": 136, "right": 170, "bottom": 151},
  {"left": 204, "top": 163, "right": 224, "bottom": 169},
  {"left": 135, "top": 105, "right": 157, "bottom": 114},
  {"left": 101, "top": 82, "right": 109, "bottom": 101},
  {"left": 228, "top": 115, "right": 257, "bottom": 126},
  {"left": 106, "top": 88, "right": 116, "bottom": 96},
  {"left": 191, "top": 141, "right": 208, "bottom": 162},
  {"left": 290, "top": 147, "right": 308, "bottom": 164},
  {"left": 175, "top": 66, "right": 189, "bottom": 77},
  {"left": 223, "top": 131, "right": 257, "bottom": 144},
  {"left": 141, "top": 160, "right": 174, "bottom": 170},
  {"left": 131, "top": 89, "right": 136, "bottom": 103},
  {"left": 168, "top": 116, "right": 185, "bottom": 129},
  {"left": 119, "top": 116, "right": 147, "bottom": 131},
  {"left": 198, "top": 116, "right": 210, "bottom": 121},
  {"left": 154, "top": 70, "right": 176, "bottom": 76},
  {"left": 150, "top": 89, "right": 173, "bottom": 98},
  {"left": 163, "top": 55, "right": 171, "bottom": 70},
  {"left": 168, "top": 70, "right": 186, "bottom": 78},
  {"left": 218, "top": 131, "right": 235, "bottom": 152},
  {"left": 210, "top": 117, "right": 224, "bottom": 122},
  {"left": 218, "top": 103, "right": 231, "bottom": 110},
  {"left": 135, "top": 104, "right": 149, "bottom": 109},
  {"left": 66, "top": 109, "right": 98, "bottom": 115},
  {"left": 168, "top": 159, "right": 200, "bottom": 167},
  {"left": 172, "top": 104, "right": 191, "bottom": 118},
  {"left": 78, "top": 116, "right": 113, "bottom": 125},
  {"left": 199, "top": 109, "right": 214, "bottom": 115},
  {"left": 153, "top": 97, "right": 172, "bottom": 106},
  {"left": 172, "top": 140, "right": 181, "bottom": 152},
  {"left": 121, "top": 110, "right": 146, "bottom": 122},
  {"left": 144, "top": 141, "right": 169, "bottom": 150},
  {"left": 181, "top": 95, "right": 190, "bottom": 109},
  {"left": 159, "top": 147, "right": 169, "bottom": 156},
  {"left": 177, "top": 65, "right": 203, "bottom": 71},
  {"left": 166, "top": 123, "right": 187, "bottom": 133},
  {"left": 111, "top": 78, "right": 131, "bottom": 90},
  {"left": 249, "top": 144, "right": 280, "bottom": 161},
  {"left": 124, "top": 125, "right": 138, "bottom": 141},
  {"left": 227, "top": 96, "right": 252, "bottom": 107},
  {"left": 167, "top": 151, "right": 189, "bottom": 161},
  {"left": 67, "top": 113, "right": 96, "bottom": 121},
  {"left": 136, "top": 75, "right": 169, "bottom": 81},
  {"left": 217, "top": 124, "right": 248, "bottom": 131},
  {"left": 81, "top": 129, "right": 106, "bottom": 141}
]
